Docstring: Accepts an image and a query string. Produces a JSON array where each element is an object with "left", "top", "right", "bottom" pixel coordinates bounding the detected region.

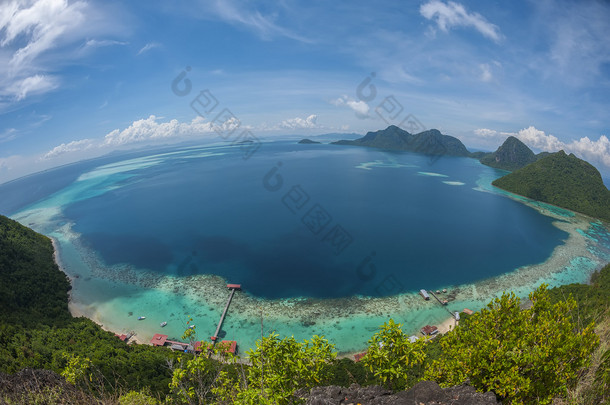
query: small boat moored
[
  {"left": 160, "top": 321, "right": 167, "bottom": 327},
  {"left": 138, "top": 316, "right": 146, "bottom": 320}
]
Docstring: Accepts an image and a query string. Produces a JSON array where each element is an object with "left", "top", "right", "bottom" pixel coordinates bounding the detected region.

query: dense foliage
[
  {"left": 425, "top": 286, "right": 599, "bottom": 404},
  {"left": 331, "top": 125, "right": 471, "bottom": 157},
  {"left": 479, "top": 136, "right": 538, "bottom": 171},
  {"left": 0, "top": 215, "right": 71, "bottom": 326},
  {"left": 493, "top": 151, "right": 610, "bottom": 222},
  {"left": 361, "top": 319, "right": 427, "bottom": 390},
  {"left": 0, "top": 215, "right": 180, "bottom": 395},
  {"left": 169, "top": 333, "right": 336, "bottom": 404}
]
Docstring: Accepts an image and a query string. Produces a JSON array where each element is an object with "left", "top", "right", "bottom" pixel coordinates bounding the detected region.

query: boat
[
  {"left": 160, "top": 321, "right": 167, "bottom": 327},
  {"left": 189, "top": 324, "right": 195, "bottom": 329},
  {"left": 137, "top": 316, "right": 146, "bottom": 320}
]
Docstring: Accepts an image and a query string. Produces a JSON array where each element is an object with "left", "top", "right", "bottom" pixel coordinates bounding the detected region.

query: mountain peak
[
  {"left": 331, "top": 126, "right": 470, "bottom": 157},
  {"left": 479, "top": 136, "right": 537, "bottom": 171}
]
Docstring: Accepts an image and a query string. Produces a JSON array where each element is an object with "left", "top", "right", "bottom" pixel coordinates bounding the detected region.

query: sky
[{"left": 1, "top": 0, "right": 610, "bottom": 183}]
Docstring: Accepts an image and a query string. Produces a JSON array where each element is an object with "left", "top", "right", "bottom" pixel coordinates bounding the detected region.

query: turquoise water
[{"left": 3, "top": 141, "right": 610, "bottom": 353}]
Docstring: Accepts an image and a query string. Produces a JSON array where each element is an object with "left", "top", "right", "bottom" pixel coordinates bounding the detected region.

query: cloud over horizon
[{"left": 474, "top": 126, "right": 610, "bottom": 169}]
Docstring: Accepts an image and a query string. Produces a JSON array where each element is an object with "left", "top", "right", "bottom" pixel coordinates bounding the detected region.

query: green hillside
[
  {"left": 479, "top": 136, "right": 538, "bottom": 171},
  {"left": 0, "top": 215, "right": 71, "bottom": 326},
  {"left": 493, "top": 150, "right": 610, "bottom": 222},
  {"left": 332, "top": 125, "right": 471, "bottom": 157}
]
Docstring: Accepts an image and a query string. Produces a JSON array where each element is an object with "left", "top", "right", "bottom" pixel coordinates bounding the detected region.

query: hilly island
[
  {"left": 330, "top": 125, "right": 610, "bottom": 222},
  {"left": 493, "top": 150, "right": 610, "bottom": 222}
]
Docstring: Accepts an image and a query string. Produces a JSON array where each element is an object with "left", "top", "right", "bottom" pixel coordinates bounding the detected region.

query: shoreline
[
  {"left": 51, "top": 236, "right": 146, "bottom": 345},
  {"left": 16, "top": 149, "right": 610, "bottom": 355},
  {"left": 50, "top": 233, "right": 475, "bottom": 355},
  {"left": 46, "top": 209, "right": 608, "bottom": 354}
]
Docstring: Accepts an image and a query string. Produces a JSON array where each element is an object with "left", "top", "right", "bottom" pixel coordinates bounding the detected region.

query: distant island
[
  {"left": 330, "top": 125, "right": 471, "bottom": 157},
  {"left": 327, "top": 125, "right": 610, "bottom": 222},
  {"left": 493, "top": 150, "right": 610, "bottom": 222},
  {"left": 298, "top": 138, "right": 321, "bottom": 144},
  {"left": 478, "top": 136, "right": 539, "bottom": 171}
]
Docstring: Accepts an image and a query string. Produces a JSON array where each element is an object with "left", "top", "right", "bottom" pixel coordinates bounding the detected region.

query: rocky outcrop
[{"left": 301, "top": 381, "right": 500, "bottom": 405}]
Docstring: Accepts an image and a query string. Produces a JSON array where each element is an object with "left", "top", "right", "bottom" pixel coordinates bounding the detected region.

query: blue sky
[{"left": 1, "top": 0, "right": 610, "bottom": 183}]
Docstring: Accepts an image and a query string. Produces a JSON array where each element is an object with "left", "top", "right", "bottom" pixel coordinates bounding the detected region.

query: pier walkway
[
  {"left": 428, "top": 290, "right": 456, "bottom": 318},
  {"left": 211, "top": 284, "right": 241, "bottom": 343}
]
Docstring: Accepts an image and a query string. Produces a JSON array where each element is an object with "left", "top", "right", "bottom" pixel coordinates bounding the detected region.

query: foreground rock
[
  {"left": 301, "top": 381, "right": 500, "bottom": 405},
  {"left": 0, "top": 369, "right": 95, "bottom": 404}
]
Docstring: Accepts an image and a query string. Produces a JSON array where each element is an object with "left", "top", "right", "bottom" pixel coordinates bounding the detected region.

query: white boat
[
  {"left": 160, "top": 321, "right": 167, "bottom": 327},
  {"left": 189, "top": 324, "right": 195, "bottom": 329},
  {"left": 137, "top": 316, "right": 146, "bottom": 320}
]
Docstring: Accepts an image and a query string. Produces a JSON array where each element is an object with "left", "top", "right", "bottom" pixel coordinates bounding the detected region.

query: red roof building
[
  {"left": 220, "top": 340, "right": 238, "bottom": 354},
  {"left": 227, "top": 284, "right": 241, "bottom": 290},
  {"left": 150, "top": 334, "right": 168, "bottom": 346},
  {"left": 353, "top": 352, "right": 367, "bottom": 362},
  {"left": 420, "top": 325, "right": 439, "bottom": 336}
]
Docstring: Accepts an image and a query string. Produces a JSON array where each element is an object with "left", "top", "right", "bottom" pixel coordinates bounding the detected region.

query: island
[
  {"left": 492, "top": 150, "right": 610, "bottom": 222},
  {"left": 478, "top": 136, "right": 539, "bottom": 171},
  {"left": 298, "top": 138, "right": 321, "bottom": 144},
  {"left": 331, "top": 125, "right": 471, "bottom": 157}
]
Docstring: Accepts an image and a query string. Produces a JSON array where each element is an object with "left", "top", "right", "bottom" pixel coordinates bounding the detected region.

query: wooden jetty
[
  {"left": 211, "top": 284, "right": 241, "bottom": 343},
  {"left": 428, "top": 290, "right": 455, "bottom": 317}
]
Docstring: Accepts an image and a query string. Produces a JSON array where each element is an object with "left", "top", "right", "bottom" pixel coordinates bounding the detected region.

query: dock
[
  {"left": 211, "top": 284, "right": 241, "bottom": 343},
  {"left": 428, "top": 290, "right": 455, "bottom": 317}
]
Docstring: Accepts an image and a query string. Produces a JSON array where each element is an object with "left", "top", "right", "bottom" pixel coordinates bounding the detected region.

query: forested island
[
  {"left": 328, "top": 126, "right": 610, "bottom": 222},
  {"left": 493, "top": 151, "right": 610, "bottom": 222}
]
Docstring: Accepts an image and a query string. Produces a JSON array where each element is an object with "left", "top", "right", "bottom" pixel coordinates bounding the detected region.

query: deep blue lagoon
[{"left": 4, "top": 141, "right": 568, "bottom": 299}]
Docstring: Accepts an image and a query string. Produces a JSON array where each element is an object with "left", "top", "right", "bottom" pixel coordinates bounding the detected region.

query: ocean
[{"left": 3, "top": 140, "right": 609, "bottom": 353}]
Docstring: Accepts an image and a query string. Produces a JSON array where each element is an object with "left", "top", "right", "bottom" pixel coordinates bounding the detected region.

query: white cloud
[
  {"left": 137, "top": 42, "right": 161, "bottom": 55},
  {"left": 474, "top": 125, "right": 610, "bottom": 169},
  {"left": 10, "top": 74, "right": 59, "bottom": 100},
  {"left": 1, "top": 0, "right": 88, "bottom": 70},
  {"left": 420, "top": 0, "right": 502, "bottom": 42},
  {"left": 514, "top": 126, "right": 564, "bottom": 152},
  {"left": 479, "top": 63, "right": 492, "bottom": 82},
  {"left": 473, "top": 128, "right": 498, "bottom": 138},
  {"left": 278, "top": 114, "right": 318, "bottom": 130},
  {"left": 0, "top": 0, "right": 126, "bottom": 107},
  {"left": 103, "top": 115, "right": 218, "bottom": 146},
  {"left": 42, "top": 113, "right": 325, "bottom": 162},
  {"left": 0, "top": 128, "right": 17, "bottom": 143},
  {"left": 84, "top": 39, "right": 128, "bottom": 49},
  {"left": 210, "top": 0, "right": 312, "bottom": 43},
  {"left": 566, "top": 135, "right": 610, "bottom": 168},
  {"left": 0, "top": 155, "right": 21, "bottom": 173},
  {"left": 331, "top": 95, "right": 370, "bottom": 118},
  {"left": 43, "top": 138, "right": 95, "bottom": 159},
  {"left": 542, "top": 1, "right": 610, "bottom": 84}
]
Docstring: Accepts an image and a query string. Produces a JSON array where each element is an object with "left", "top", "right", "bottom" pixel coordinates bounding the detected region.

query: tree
[
  {"left": 169, "top": 333, "right": 336, "bottom": 404},
  {"left": 424, "top": 285, "right": 599, "bottom": 404},
  {"left": 362, "top": 319, "right": 427, "bottom": 390},
  {"left": 243, "top": 333, "right": 336, "bottom": 403}
]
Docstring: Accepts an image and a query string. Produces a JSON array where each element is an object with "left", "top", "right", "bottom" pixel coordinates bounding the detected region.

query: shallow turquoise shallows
[{"left": 3, "top": 140, "right": 609, "bottom": 353}]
